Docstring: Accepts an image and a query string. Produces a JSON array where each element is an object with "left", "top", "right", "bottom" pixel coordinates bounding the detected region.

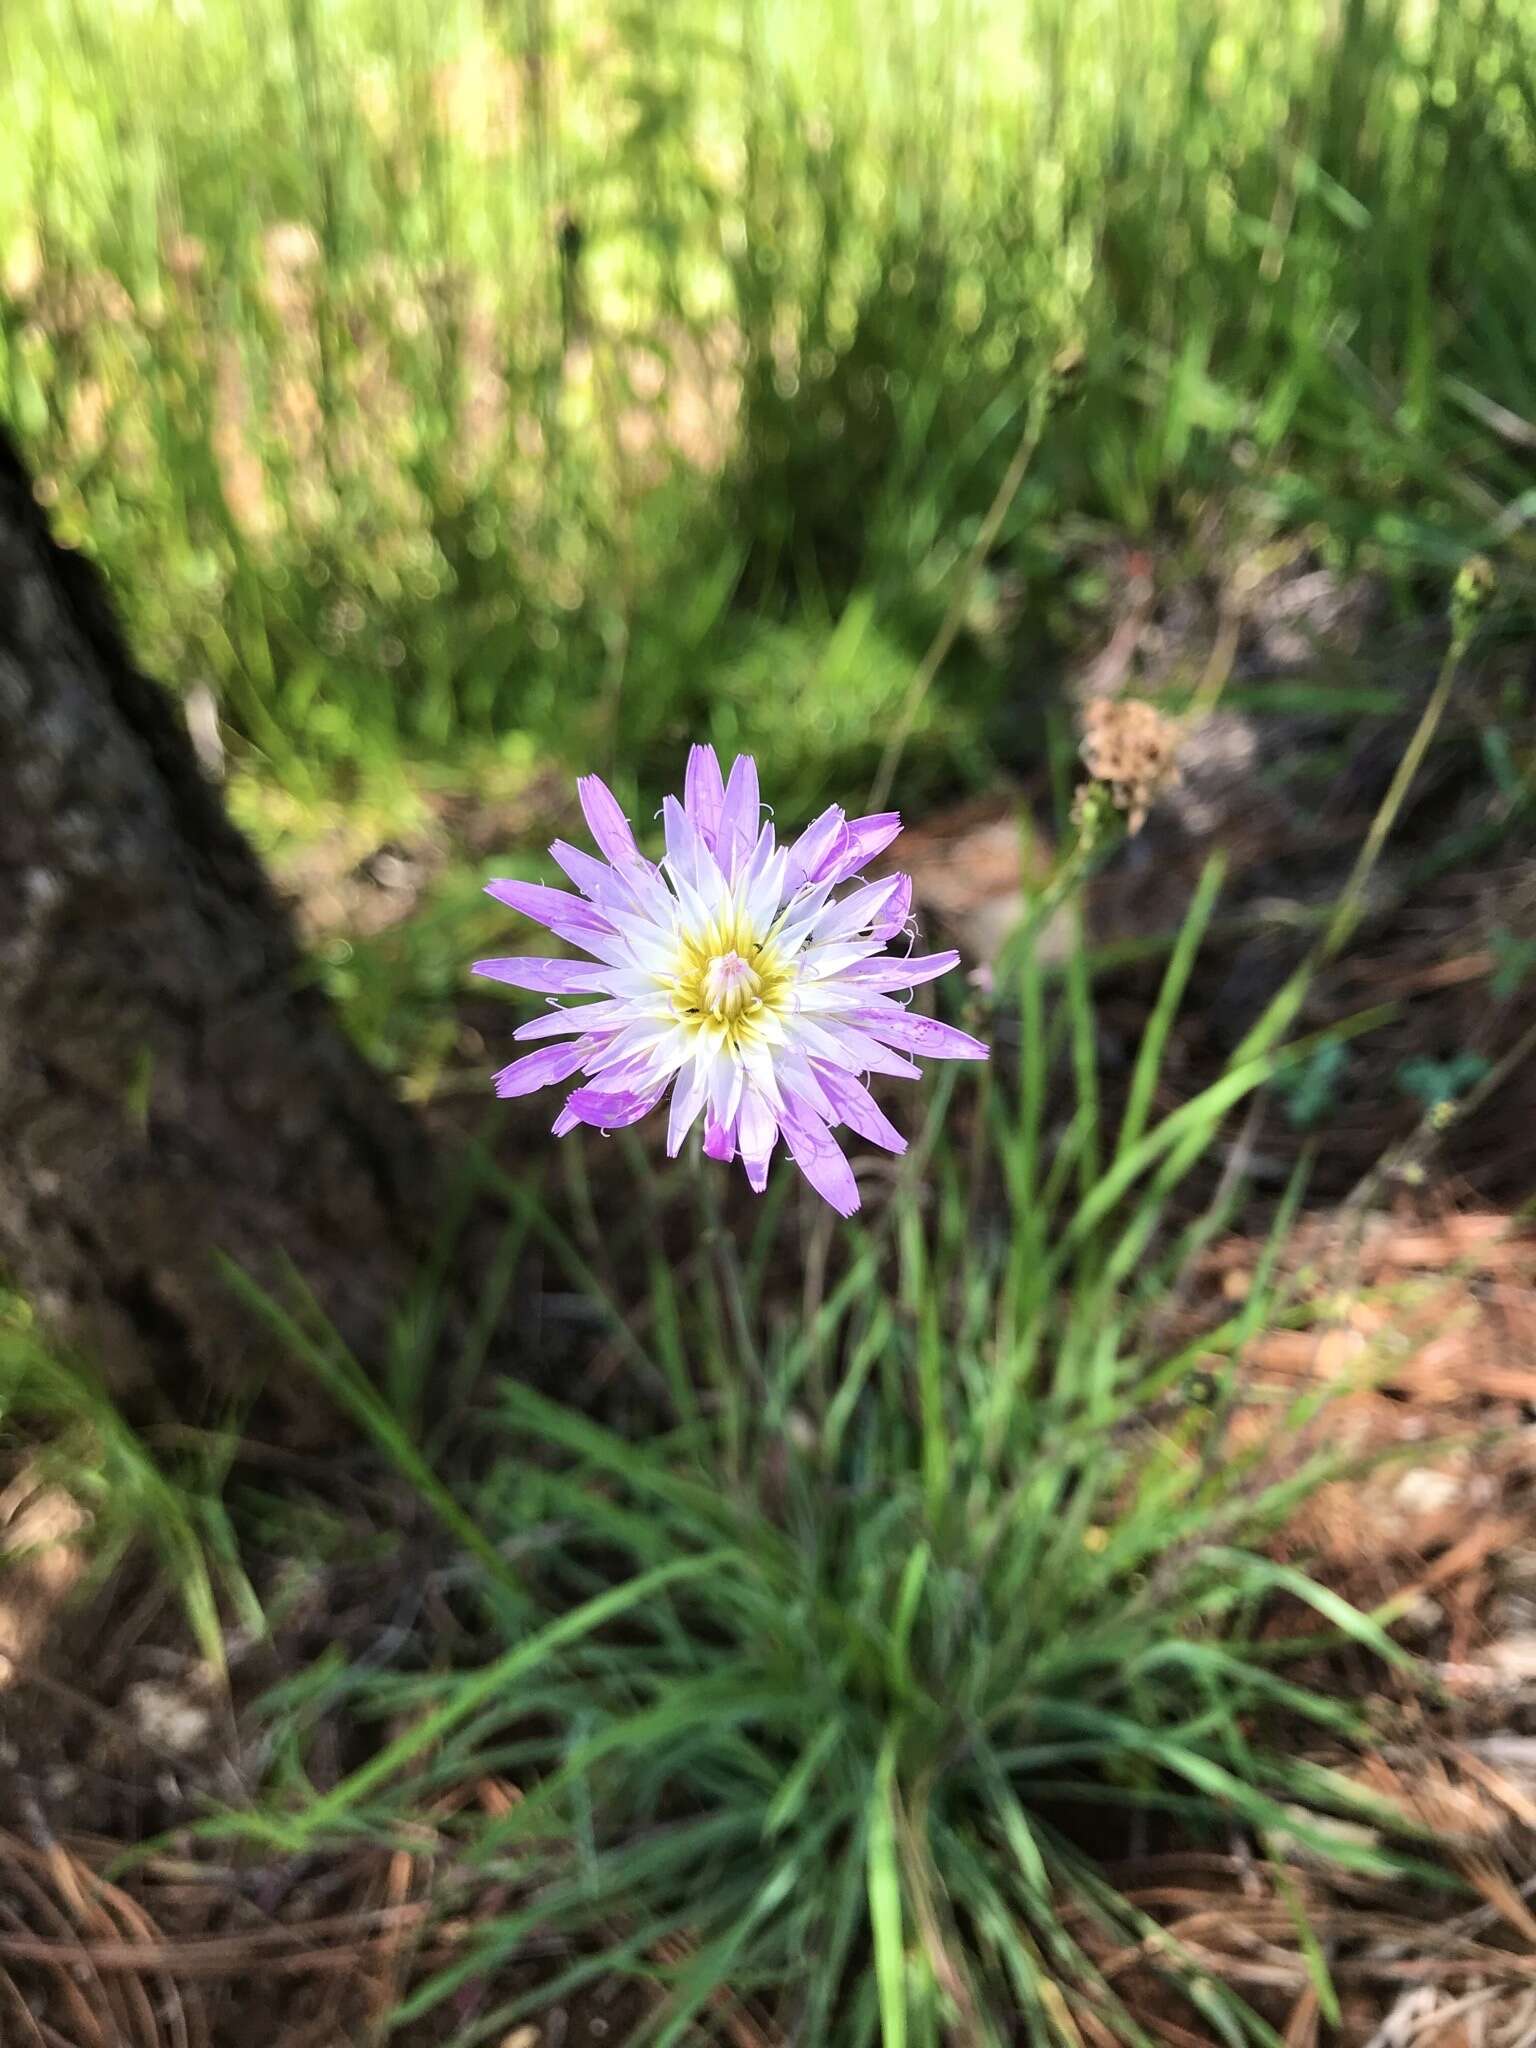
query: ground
[
  {"left": 4, "top": 1207, "right": 1536, "bottom": 2045},
  {"left": 4, "top": 556, "right": 1536, "bottom": 2045}
]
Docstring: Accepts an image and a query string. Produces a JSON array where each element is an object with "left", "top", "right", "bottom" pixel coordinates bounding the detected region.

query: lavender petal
[
  {"left": 473, "top": 957, "right": 612, "bottom": 994},
  {"left": 684, "top": 744, "right": 726, "bottom": 853},
  {"left": 778, "top": 1098, "right": 861, "bottom": 1216},
  {"left": 493, "top": 1039, "right": 592, "bottom": 1098},
  {"left": 578, "top": 774, "right": 641, "bottom": 867}
]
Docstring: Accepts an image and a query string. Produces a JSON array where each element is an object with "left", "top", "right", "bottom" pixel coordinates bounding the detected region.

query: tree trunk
[{"left": 0, "top": 427, "right": 439, "bottom": 1415}]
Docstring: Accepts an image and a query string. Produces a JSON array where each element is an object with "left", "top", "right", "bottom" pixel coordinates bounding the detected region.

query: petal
[
  {"left": 684, "top": 744, "right": 727, "bottom": 852},
  {"left": 836, "top": 949, "right": 961, "bottom": 992},
  {"left": 845, "top": 1000, "right": 989, "bottom": 1061},
  {"left": 812, "top": 873, "right": 910, "bottom": 945},
  {"left": 562, "top": 1078, "right": 667, "bottom": 1129},
  {"left": 739, "top": 822, "right": 788, "bottom": 934},
  {"left": 738, "top": 1084, "right": 778, "bottom": 1192},
  {"left": 663, "top": 794, "right": 732, "bottom": 908},
  {"left": 703, "top": 1113, "right": 736, "bottom": 1161},
  {"left": 786, "top": 1013, "right": 922, "bottom": 1080},
  {"left": 707, "top": 1041, "right": 745, "bottom": 1130},
  {"left": 493, "top": 1039, "right": 591, "bottom": 1098},
  {"left": 484, "top": 878, "right": 611, "bottom": 936},
  {"left": 786, "top": 805, "right": 846, "bottom": 889},
  {"left": 551, "top": 839, "right": 674, "bottom": 925},
  {"left": 485, "top": 881, "right": 644, "bottom": 969},
  {"left": 579, "top": 1047, "right": 664, "bottom": 1086},
  {"left": 718, "top": 754, "right": 761, "bottom": 878},
  {"left": 772, "top": 877, "right": 840, "bottom": 958},
  {"left": 597, "top": 965, "right": 686, "bottom": 1002},
  {"left": 778, "top": 1099, "right": 861, "bottom": 1217},
  {"left": 808, "top": 1061, "right": 908, "bottom": 1154},
  {"left": 849, "top": 1037, "right": 924, "bottom": 1081},
  {"left": 666, "top": 1058, "right": 711, "bottom": 1156},
  {"left": 777, "top": 1050, "right": 837, "bottom": 1122},
  {"left": 735, "top": 1032, "right": 784, "bottom": 1108},
  {"left": 584, "top": 1023, "right": 691, "bottom": 1085},
  {"left": 473, "top": 957, "right": 612, "bottom": 994},
  {"left": 578, "top": 775, "right": 642, "bottom": 866},
  {"left": 548, "top": 839, "right": 637, "bottom": 911},
  {"left": 581, "top": 914, "right": 679, "bottom": 975},
  {"left": 870, "top": 873, "right": 912, "bottom": 943},
  {"left": 513, "top": 1001, "right": 626, "bottom": 1042},
  {"left": 820, "top": 812, "right": 902, "bottom": 885},
  {"left": 795, "top": 938, "right": 887, "bottom": 983}
]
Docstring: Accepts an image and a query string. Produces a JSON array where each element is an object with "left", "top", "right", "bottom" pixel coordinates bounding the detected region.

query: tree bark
[{"left": 0, "top": 426, "right": 439, "bottom": 1415}]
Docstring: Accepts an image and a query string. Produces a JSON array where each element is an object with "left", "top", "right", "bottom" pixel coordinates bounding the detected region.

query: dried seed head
[{"left": 1078, "top": 697, "right": 1183, "bottom": 834}]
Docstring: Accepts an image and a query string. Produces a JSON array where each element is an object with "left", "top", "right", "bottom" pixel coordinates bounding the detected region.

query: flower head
[{"left": 475, "top": 748, "right": 987, "bottom": 1214}]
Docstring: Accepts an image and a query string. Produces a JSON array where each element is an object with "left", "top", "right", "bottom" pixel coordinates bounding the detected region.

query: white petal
[
  {"left": 667, "top": 1058, "right": 711, "bottom": 1155},
  {"left": 738, "top": 1084, "right": 779, "bottom": 1190},
  {"left": 707, "top": 1042, "right": 744, "bottom": 1129},
  {"left": 736, "top": 1034, "right": 784, "bottom": 1107},
  {"left": 739, "top": 827, "right": 788, "bottom": 933},
  {"left": 785, "top": 1012, "right": 922, "bottom": 1080},
  {"left": 809, "top": 874, "right": 908, "bottom": 946},
  {"left": 512, "top": 1000, "right": 626, "bottom": 1042},
  {"left": 772, "top": 880, "right": 839, "bottom": 959},
  {"left": 796, "top": 938, "right": 886, "bottom": 981}
]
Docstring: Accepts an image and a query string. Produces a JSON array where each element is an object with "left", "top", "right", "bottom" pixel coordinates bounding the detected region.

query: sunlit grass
[{"left": 3, "top": 0, "right": 1535, "bottom": 828}]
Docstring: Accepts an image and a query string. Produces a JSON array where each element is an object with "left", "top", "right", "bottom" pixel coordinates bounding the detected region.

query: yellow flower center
[
  {"left": 700, "top": 950, "right": 760, "bottom": 1022},
  {"left": 669, "top": 910, "right": 791, "bottom": 1049}
]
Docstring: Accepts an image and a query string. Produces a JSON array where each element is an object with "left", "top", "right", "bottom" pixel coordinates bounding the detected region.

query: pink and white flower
[{"left": 474, "top": 748, "right": 986, "bottom": 1215}]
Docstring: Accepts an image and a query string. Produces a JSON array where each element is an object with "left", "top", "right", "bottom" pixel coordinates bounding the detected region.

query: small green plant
[
  {"left": 1272, "top": 1038, "right": 1349, "bottom": 1130},
  {"left": 1395, "top": 1052, "right": 1492, "bottom": 1114},
  {"left": 223, "top": 865, "right": 1426, "bottom": 2047}
]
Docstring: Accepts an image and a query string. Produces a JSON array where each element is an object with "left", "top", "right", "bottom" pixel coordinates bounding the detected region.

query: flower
[{"left": 475, "top": 748, "right": 987, "bottom": 1214}]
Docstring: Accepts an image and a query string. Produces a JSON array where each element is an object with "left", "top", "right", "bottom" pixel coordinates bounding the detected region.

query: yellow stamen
[
  {"left": 668, "top": 909, "right": 791, "bottom": 1050},
  {"left": 700, "top": 950, "right": 761, "bottom": 1022}
]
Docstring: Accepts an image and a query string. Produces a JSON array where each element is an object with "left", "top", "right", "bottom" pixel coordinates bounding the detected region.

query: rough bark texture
[{"left": 0, "top": 427, "right": 438, "bottom": 1413}]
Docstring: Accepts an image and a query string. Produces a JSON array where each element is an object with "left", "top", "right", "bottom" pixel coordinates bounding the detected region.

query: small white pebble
[
  {"left": 125, "top": 1679, "right": 212, "bottom": 1755},
  {"left": 1398, "top": 1595, "right": 1443, "bottom": 1638},
  {"left": 1393, "top": 1467, "right": 1462, "bottom": 1516},
  {"left": 1487, "top": 1635, "right": 1536, "bottom": 1679}
]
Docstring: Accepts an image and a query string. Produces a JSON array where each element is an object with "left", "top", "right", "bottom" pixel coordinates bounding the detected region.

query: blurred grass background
[{"left": 5, "top": 0, "right": 1536, "bottom": 848}]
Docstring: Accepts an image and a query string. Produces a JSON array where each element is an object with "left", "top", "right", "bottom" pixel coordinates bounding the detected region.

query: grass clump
[
  {"left": 224, "top": 875, "right": 1432, "bottom": 2047},
  {"left": 382, "top": 1363, "right": 1410, "bottom": 2048}
]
